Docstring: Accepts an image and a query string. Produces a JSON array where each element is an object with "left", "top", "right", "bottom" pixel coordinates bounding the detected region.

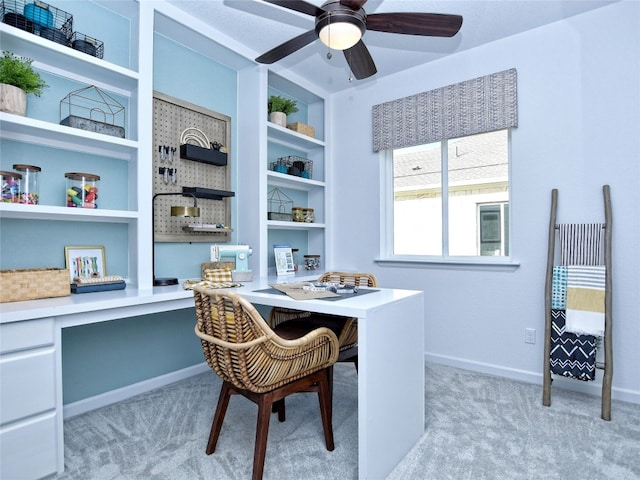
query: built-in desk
[{"left": 0, "top": 276, "right": 424, "bottom": 480}]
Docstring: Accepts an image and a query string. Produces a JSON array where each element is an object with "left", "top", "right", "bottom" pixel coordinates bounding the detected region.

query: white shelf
[
  {"left": 266, "top": 171, "right": 325, "bottom": 191},
  {"left": 267, "top": 220, "right": 326, "bottom": 230},
  {"left": 267, "top": 123, "right": 325, "bottom": 149},
  {"left": 0, "top": 204, "right": 138, "bottom": 223},
  {"left": 0, "top": 113, "right": 138, "bottom": 160},
  {"left": 0, "top": 24, "right": 139, "bottom": 95}
]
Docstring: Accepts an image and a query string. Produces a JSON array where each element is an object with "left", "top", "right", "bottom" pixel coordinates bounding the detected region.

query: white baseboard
[
  {"left": 63, "top": 355, "right": 639, "bottom": 419},
  {"left": 425, "top": 352, "right": 640, "bottom": 405},
  {"left": 63, "top": 362, "right": 210, "bottom": 419}
]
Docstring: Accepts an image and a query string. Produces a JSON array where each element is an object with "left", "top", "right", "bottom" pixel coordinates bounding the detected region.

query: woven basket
[
  {"left": 0, "top": 268, "right": 70, "bottom": 303},
  {"left": 286, "top": 122, "right": 315, "bottom": 138}
]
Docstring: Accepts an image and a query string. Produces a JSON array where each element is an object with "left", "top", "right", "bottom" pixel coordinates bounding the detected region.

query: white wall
[{"left": 328, "top": 1, "right": 640, "bottom": 403}]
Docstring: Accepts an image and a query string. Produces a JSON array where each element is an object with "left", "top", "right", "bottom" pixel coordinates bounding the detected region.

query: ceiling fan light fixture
[
  {"left": 319, "top": 21, "right": 362, "bottom": 50},
  {"left": 315, "top": 6, "right": 366, "bottom": 51}
]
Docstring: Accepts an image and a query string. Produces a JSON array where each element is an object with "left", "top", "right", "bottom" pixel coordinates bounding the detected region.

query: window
[{"left": 387, "top": 129, "right": 510, "bottom": 259}]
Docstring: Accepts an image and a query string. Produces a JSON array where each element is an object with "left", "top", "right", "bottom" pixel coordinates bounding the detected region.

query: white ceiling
[{"left": 166, "top": 0, "right": 617, "bottom": 94}]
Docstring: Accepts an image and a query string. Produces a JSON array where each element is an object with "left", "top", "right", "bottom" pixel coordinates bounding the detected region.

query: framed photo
[{"left": 65, "top": 246, "right": 106, "bottom": 282}]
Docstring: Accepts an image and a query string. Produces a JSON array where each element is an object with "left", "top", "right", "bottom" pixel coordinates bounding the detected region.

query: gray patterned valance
[{"left": 372, "top": 68, "right": 518, "bottom": 152}]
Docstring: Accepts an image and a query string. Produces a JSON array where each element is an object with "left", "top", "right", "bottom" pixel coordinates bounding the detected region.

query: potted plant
[
  {"left": 268, "top": 95, "right": 298, "bottom": 127},
  {"left": 0, "top": 51, "right": 48, "bottom": 116}
]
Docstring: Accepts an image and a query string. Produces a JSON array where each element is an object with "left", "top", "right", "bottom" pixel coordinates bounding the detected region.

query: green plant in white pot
[
  {"left": 268, "top": 95, "right": 298, "bottom": 127},
  {"left": 0, "top": 51, "right": 48, "bottom": 116}
]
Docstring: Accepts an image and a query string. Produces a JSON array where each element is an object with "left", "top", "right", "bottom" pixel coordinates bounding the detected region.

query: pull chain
[{"left": 326, "top": 13, "right": 332, "bottom": 59}]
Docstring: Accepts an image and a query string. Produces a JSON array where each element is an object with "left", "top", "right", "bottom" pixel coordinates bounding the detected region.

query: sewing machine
[{"left": 210, "top": 244, "right": 253, "bottom": 281}]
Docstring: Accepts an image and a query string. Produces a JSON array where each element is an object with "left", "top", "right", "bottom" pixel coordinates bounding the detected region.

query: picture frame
[
  {"left": 64, "top": 246, "right": 107, "bottom": 282},
  {"left": 274, "top": 245, "right": 295, "bottom": 276}
]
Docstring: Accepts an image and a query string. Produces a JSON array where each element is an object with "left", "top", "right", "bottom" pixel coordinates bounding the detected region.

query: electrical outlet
[{"left": 525, "top": 328, "right": 536, "bottom": 344}]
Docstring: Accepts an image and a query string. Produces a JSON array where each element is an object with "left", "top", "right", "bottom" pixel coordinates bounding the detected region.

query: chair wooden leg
[
  {"left": 317, "top": 368, "right": 335, "bottom": 451},
  {"left": 326, "top": 365, "right": 334, "bottom": 418},
  {"left": 207, "top": 381, "right": 232, "bottom": 455},
  {"left": 253, "top": 393, "right": 274, "bottom": 480},
  {"left": 273, "top": 398, "right": 286, "bottom": 422}
]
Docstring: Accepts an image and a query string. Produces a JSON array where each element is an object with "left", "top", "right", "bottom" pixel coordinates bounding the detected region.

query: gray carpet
[{"left": 53, "top": 363, "right": 640, "bottom": 480}]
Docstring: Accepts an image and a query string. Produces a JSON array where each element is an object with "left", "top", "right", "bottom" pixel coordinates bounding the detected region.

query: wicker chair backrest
[{"left": 194, "top": 287, "right": 338, "bottom": 394}]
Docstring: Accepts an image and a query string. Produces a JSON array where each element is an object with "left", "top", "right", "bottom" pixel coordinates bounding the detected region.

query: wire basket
[
  {"left": 60, "top": 85, "right": 125, "bottom": 137},
  {"left": 70, "top": 31, "right": 104, "bottom": 59},
  {"left": 270, "top": 155, "right": 313, "bottom": 179},
  {"left": 268, "top": 187, "right": 293, "bottom": 221},
  {"left": 1, "top": 0, "right": 73, "bottom": 43}
]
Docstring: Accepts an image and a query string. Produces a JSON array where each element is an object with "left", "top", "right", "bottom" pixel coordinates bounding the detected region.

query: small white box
[{"left": 232, "top": 271, "right": 253, "bottom": 282}]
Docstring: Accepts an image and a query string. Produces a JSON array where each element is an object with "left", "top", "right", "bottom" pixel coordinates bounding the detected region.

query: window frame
[{"left": 377, "top": 130, "right": 519, "bottom": 271}]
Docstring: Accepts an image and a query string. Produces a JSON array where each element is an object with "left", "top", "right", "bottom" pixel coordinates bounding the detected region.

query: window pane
[
  {"left": 479, "top": 204, "right": 502, "bottom": 256},
  {"left": 392, "top": 143, "right": 442, "bottom": 255},
  {"left": 447, "top": 130, "right": 509, "bottom": 256}
]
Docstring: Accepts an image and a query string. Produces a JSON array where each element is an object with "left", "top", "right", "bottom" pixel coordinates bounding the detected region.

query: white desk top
[{"left": 0, "top": 274, "right": 422, "bottom": 325}]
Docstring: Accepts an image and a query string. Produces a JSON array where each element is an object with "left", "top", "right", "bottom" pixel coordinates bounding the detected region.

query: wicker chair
[
  {"left": 269, "top": 272, "right": 378, "bottom": 369},
  {"left": 193, "top": 287, "right": 339, "bottom": 480}
]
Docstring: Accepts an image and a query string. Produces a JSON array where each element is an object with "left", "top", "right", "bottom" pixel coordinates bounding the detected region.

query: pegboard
[{"left": 153, "top": 91, "right": 233, "bottom": 242}]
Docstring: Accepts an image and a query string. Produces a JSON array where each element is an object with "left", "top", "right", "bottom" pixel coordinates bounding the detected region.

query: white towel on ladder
[{"left": 565, "top": 265, "right": 606, "bottom": 337}]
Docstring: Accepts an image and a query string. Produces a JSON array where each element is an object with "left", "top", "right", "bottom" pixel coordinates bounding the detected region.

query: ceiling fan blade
[
  {"left": 256, "top": 29, "right": 318, "bottom": 64},
  {"left": 366, "top": 13, "right": 463, "bottom": 37},
  {"left": 261, "top": 0, "right": 324, "bottom": 17},
  {"left": 343, "top": 40, "right": 377, "bottom": 80},
  {"left": 340, "top": 0, "right": 368, "bottom": 10}
]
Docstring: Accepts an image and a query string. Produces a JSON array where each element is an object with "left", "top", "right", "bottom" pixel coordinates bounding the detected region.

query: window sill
[{"left": 375, "top": 257, "right": 520, "bottom": 272}]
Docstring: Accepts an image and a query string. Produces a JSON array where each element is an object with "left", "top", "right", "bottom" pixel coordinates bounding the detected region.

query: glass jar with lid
[
  {"left": 303, "top": 208, "right": 315, "bottom": 223},
  {"left": 65, "top": 172, "right": 100, "bottom": 208},
  {"left": 1, "top": 170, "right": 21, "bottom": 203},
  {"left": 13, "top": 164, "right": 40, "bottom": 205},
  {"left": 304, "top": 254, "right": 320, "bottom": 270}
]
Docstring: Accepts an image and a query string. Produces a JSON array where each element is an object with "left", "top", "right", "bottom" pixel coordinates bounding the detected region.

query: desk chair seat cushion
[
  {"left": 273, "top": 314, "right": 345, "bottom": 340},
  {"left": 273, "top": 315, "right": 358, "bottom": 364}
]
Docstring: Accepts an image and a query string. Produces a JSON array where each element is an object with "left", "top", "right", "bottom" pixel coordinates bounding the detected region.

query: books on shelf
[{"left": 71, "top": 275, "right": 126, "bottom": 294}]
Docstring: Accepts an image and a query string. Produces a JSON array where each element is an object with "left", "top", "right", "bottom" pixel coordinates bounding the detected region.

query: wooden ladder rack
[{"left": 542, "top": 185, "right": 613, "bottom": 420}]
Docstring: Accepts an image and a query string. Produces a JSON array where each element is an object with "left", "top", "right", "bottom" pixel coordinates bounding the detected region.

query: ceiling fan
[{"left": 255, "top": 0, "right": 463, "bottom": 80}]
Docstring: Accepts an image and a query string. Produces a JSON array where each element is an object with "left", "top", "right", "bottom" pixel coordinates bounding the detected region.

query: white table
[{"left": 0, "top": 275, "right": 424, "bottom": 480}]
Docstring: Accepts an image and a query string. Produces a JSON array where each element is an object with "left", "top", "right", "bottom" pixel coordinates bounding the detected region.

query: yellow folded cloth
[
  {"left": 204, "top": 268, "right": 233, "bottom": 283},
  {"left": 565, "top": 265, "right": 605, "bottom": 337}
]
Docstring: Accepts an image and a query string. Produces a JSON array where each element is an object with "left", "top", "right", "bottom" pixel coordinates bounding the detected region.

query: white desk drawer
[
  {"left": 0, "top": 318, "right": 55, "bottom": 354},
  {"left": 0, "top": 348, "right": 56, "bottom": 425},
  {"left": 0, "top": 412, "right": 58, "bottom": 480}
]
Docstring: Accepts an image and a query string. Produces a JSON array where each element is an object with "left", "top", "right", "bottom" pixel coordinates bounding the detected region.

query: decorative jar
[
  {"left": 1, "top": 170, "right": 21, "bottom": 203},
  {"left": 292, "top": 206, "right": 304, "bottom": 222},
  {"left": 13, "top": 164, "right": 40, "bottom": 205},
  {"left": 65, "top": 172, "right": 100, "bottom": 208}
]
